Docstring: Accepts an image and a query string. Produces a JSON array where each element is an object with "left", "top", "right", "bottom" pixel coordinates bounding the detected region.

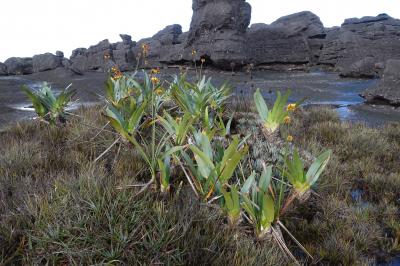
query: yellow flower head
[
  {"left": 175, "top": 116, "right": 182, "bottom": 123},
  {"left": 151, "top": 68, "right": 160, "bottom": 74},
  {"left": 155, "top": 88, "right": 164, "bottom": 96},
  {"left": 112, "top": 71, "right": 123, "bottom": 80},
  {"left": 191, "top": 49, "right": 197, "bottom": 56},
  {"left": 111, "top": 66, "right": 118, "bottom": 73},
  {"left": 283, "top": 116, "right": 291, "bottom": 124},
  {"left": 287, "top": 135, "right": 294, "bottom": 142},
  {"left": 151, "top": 77, "right": 160, "bottom": 84},
  {"left": 287, "top": 103, "right": 296, "bottom": 112}
]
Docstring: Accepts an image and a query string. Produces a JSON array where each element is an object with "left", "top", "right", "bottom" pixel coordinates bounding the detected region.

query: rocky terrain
[{"left": 1, "top": 0, "right": 400, "bottom": 107}]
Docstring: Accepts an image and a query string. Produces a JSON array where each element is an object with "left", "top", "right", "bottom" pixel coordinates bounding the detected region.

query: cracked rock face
[
  {"left": 246, "top": 11, "right": 326, "bottom": 68},
  {"left": 185, "top": 0, "right": 252, "bottom": 68}
]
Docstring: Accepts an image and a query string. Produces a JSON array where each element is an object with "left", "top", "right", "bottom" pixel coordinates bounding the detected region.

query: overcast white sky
[{"left": 0, "top": 0, "right": 399, "bottom": 62}]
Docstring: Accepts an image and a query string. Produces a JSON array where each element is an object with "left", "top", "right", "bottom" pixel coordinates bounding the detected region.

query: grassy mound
[{"left": 1, "top": 105, "right": 399, "bottom": 265}]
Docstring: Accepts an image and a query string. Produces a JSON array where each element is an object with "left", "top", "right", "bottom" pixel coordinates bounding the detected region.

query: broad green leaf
[
  {"left": 254, "top": 88, "right": 269, "bottom": 121},
  {"left": 241, "top": 172, "right": 256, "bottom": 194},
  {"left": 307, "top": 149, "right": 332, "bottom": 186},
  {"left": 259, "top": 165, "right": 272, "bottom": 193}
]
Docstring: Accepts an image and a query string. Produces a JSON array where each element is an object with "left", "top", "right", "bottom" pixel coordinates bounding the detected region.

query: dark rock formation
[
  {"left": 112, "top": 34, "right": 137, "bottom": 71},
  {"left": 70, "top": 40, "right": 114, "bottom": 73},
  {"left": 339, "top": 57, "right": 382, "bottom": 78},
  {"left": 185, "top": 0, "right": 252, "bottom": 68},
  {"left": 32, "top": 53, "right": 62, "bottom": 73},
  {"left": 362, "top": 59, "right": 400, "bottom": 106},
  {"left": 56, "top": 51, "right": 64, "bottom": 58},
  {"left": 0, "top": 63, "right": 7, "bottom": 76},
  {"left": 69, "top": 36, "right": 137, "bottom": 72},
  {"left": 246, "top": 11, "right": 325, "bottom": 69},
  {"left": 134, "top": 25, "right": 187, "bottom": 67},
  {"left": 320, "top": 14, "right": 400, "bottom": 77},
  {"left": 4, "top": 57, "right": 33, "bottom": 75},
  {"left": 2, "top": 0, "right": 400, "bottom": 79}
]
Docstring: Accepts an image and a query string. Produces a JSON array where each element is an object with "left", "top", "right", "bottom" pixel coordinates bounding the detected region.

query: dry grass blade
[
  {"left": 278, "top": 220, "right": 314, "bottom": 260},
  {"left": 94, "top": 137, "right": 120, "bottom": 163}
]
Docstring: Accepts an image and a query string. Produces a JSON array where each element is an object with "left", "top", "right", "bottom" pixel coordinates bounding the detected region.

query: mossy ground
[{"left": 0, "top": 105, "right": 399, "bottom": 265}]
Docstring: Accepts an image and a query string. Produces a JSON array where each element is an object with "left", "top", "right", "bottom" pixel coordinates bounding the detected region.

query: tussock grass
[
  {"left": 285, "top": 106, "right": 400, "bottom": 264},
  {"left": 1, "top": 105, "right": 399, "bottom": 265}
]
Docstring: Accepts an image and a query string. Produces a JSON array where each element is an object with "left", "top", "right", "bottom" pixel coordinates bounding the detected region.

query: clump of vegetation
[
  {"left": 21, "top": 82, "right": 76, "bottom": 125},
  {"left": 1, "top": 67, "right": 399, "bottom": 265}
]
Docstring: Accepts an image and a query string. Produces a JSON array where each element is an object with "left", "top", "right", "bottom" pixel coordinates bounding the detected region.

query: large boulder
[
  {"left": 70, "top": 39, "right": 114, "bottom": 72},
  {"left": 246, "top": 11, "right": 325, "bottom": 68},
  {"left": 4, "top": 57, "right": 33, "bottom": 75},
  {"left": 362, "top": 59, "right": 400, "bottom": 106},
  {"left": 153, "top": 24, "right": 182, "bottom": 45},
  {"left": 185, "top": 0, "right": 252, "bottom": 68},
  {"left": 133, "top": 25, "right": 187, "bottom": 67},
  {"left": 32, "top": 53, "right": 62, "bottom": 72},
  {"left": 271, "top": 11, "right": 326, "bottom": 64},
  {"left": 339, "top": 57, "right": 382, "bottom": 78},
  {"left": 0, "top": 63, "right": 7, "bottom": 76},
  {"left": 319, "top": 14, "right": 400, "bottom": 75}
]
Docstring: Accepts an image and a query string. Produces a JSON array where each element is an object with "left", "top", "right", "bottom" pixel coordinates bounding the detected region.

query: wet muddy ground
[{"left": 0, "top": 68, "right": 399, "bottom": 128}]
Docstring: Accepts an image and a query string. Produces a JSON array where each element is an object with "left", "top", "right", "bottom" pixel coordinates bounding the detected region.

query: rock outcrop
[
  {"left": 246, "top": 11, "right": 325, "bottom": 69},
  {"left": 320, "top": 14, "right": 400, "bottom": 77},
  {"left": 4, "top": 57, "right": 33, "bottom": 75},
  {"left": 0, "top": 63, "right": 7, "bottom": 76},
  {"left": 339, "top": 57, "right": 382, "bottom": 78},
  {"left": 112, "top": 34, "right": 137, "bottom": 71},
  {"left": 1, "top": 0, "right": 400, "bottom": 80},
  {"left": 185, "top": 0, "right": 252, "bottom": 68},
  {"left": 134, "top": 25, "right": 186, "bottom": 67},
  {"left": 32, "top": 53, "right": 62, "bottom": 73},
  {"left": 70, "top": 40, "right": 115, "bottom": 73},
  {"left": 362, "top": 59, "right": 400, "bottom": 106},
  {"left": 69, "top": 35, "right": 137, "bottom": 73}
]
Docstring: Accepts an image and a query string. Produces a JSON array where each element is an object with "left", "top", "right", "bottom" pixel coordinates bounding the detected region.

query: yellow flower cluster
[
  {"left": 110, "top": 66, "right": 123, "bottom": 80},
  {"left": 155, "top": 88, "right": 164, "bottom": 96},
  {"left": 283, "top": 116, "right": 291, "bottom": 124},
  {"left": 151, "top": 77, "right": 160, "bottom": 84},
  {"left": 287, "top": 135, "right": 294, "bottom": 142},
  {"left": 287, "top": 104, "right": 296, "bottom": 112},
  {"left": 151, "top": 68, "right": 161, "bottom": 74}
]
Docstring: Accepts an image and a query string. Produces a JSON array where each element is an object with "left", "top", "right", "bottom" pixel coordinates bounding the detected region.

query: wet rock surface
[{"left": 1, "top": 69, "right": 398, "bottom": 129}]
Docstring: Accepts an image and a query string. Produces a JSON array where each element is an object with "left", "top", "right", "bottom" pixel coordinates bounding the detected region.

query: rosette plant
[
  {"left": 22, "top": 82, "right": 76, "bottom": 125},
  {"left": 283, "top": 149, "right": 332, "bottom": 197},
  {"left": 241, "top": 166, "right": 276, "bottom": 238}
]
